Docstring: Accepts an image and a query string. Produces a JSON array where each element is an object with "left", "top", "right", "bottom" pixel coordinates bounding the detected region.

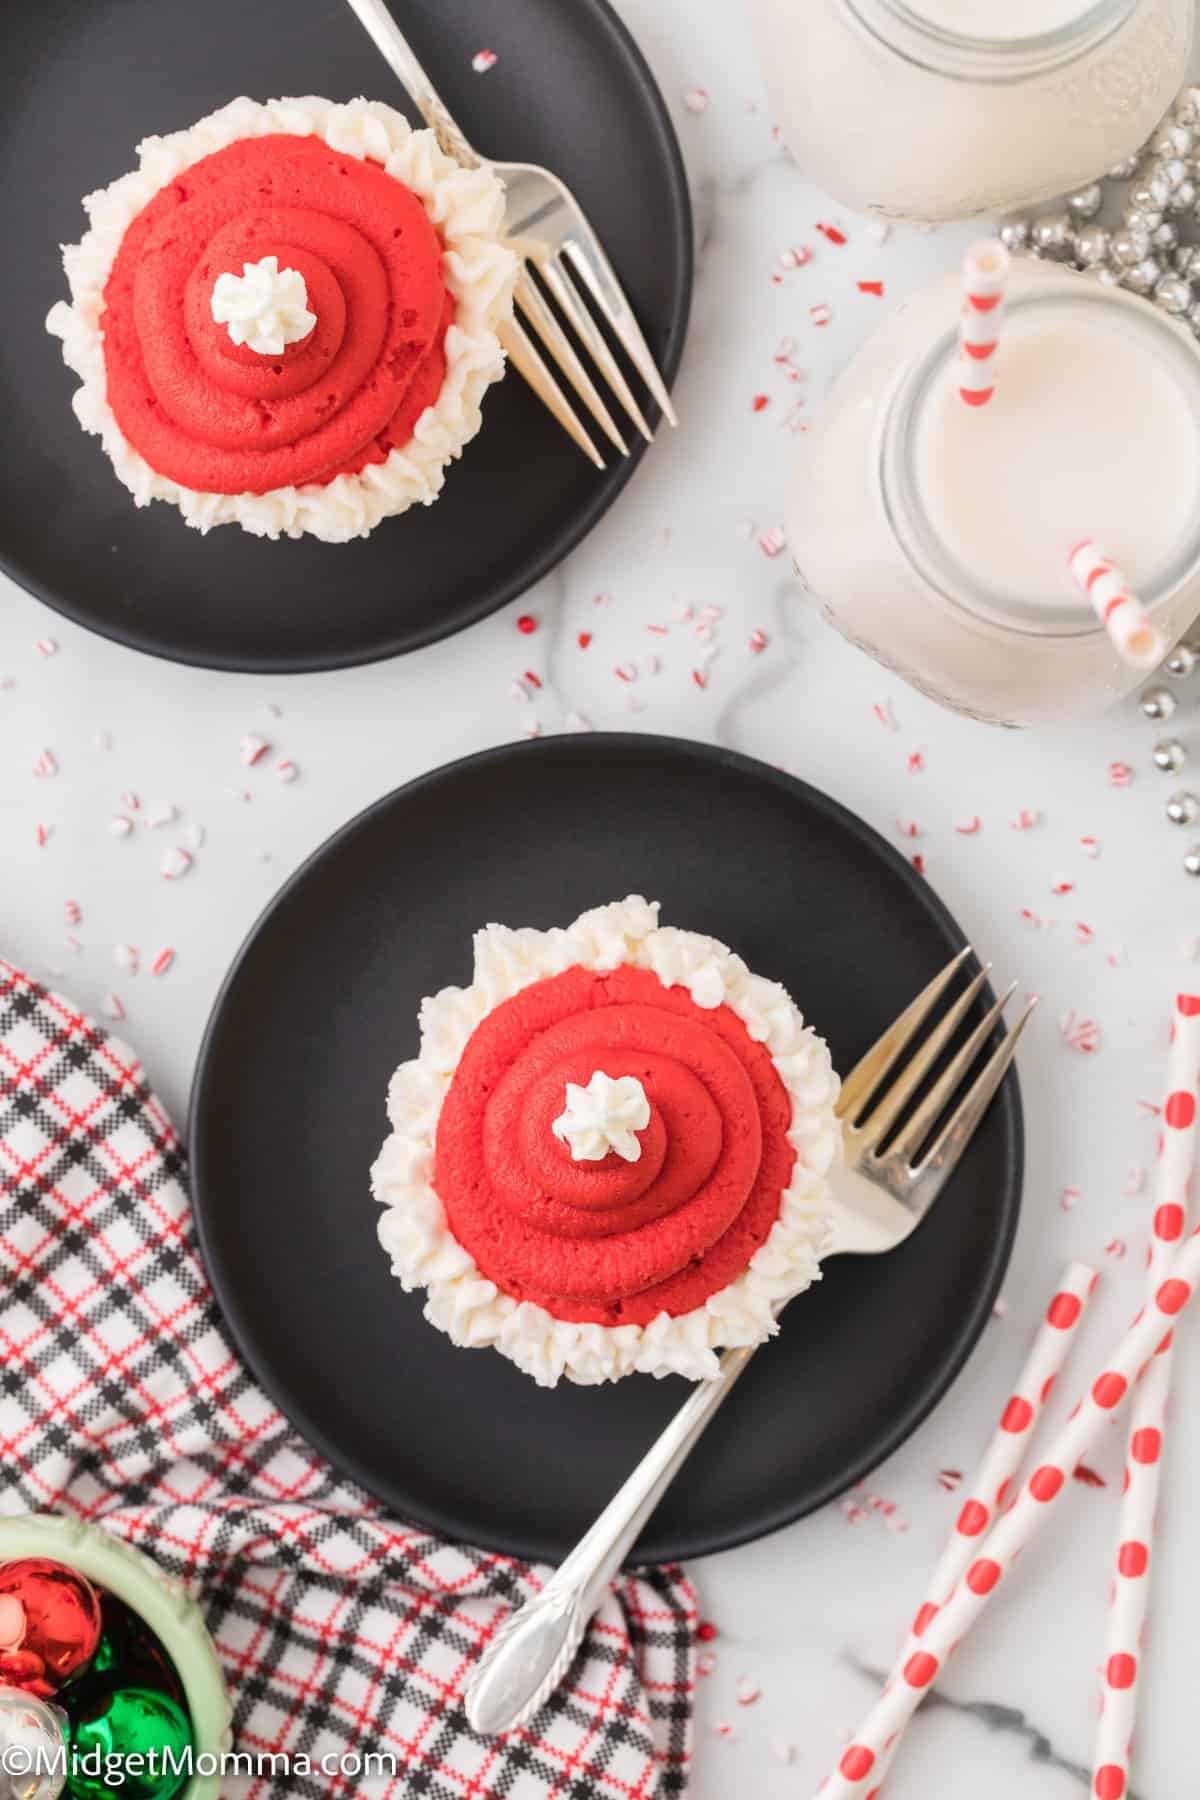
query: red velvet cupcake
[
  {"left": 47, "top": 97, "right": 515, "bottom": 541},
  {"left": 372, "top": 898, "right": 841, "bottom": 1386}
]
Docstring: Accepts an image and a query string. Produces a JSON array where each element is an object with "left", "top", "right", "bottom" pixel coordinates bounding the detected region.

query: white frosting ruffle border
[
  {"left": 46, "top": 96, "right": 517, "bottom": 543},
  {"left": 371, "top": 898, "right": 842, "bottom": 1387}
]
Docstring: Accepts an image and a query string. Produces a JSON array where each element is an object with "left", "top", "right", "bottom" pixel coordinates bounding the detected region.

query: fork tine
[
  {"left": 913, "top": 996, "right": 1038, "bottom": 1179},
  {"left": 514, "top": 269, "right": 629, "bottom": 455},
  {"left": 886, "top": 982, "right": 1017, "bottom": 1166},
  {"left": 853, "top": 967, "right": 993, "bottom": 1150},
  {"left": 837, "top": 946, "right": 973, "bottom": 1122},
  {"left": 498, "top": 317, "right": 606, "bottom": 470},
  {"left": 562, "top": 237, "right": 679, "bottom": 427},
  {"left": 537, "top": 254, "right": 654, "bottom": 443}
]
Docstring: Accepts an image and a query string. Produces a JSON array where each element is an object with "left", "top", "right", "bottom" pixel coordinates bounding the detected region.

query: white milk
[
  {"left": 906, "top": 0, "right": 1098, "bottom": 34},
  {"left": 786, "top": 260, "right": 1200, "bottom": 725},
  {"left": 747, "top": 0, "right": 1192, "bottom": 221}
]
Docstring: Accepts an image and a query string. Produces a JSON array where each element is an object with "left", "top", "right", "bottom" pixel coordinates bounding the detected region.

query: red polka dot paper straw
[
  {"left": 1092, "top": 992, "right": 1200, "bottom": 1800},
  {"left": 818, "top": 1215, "right": 1200, "bottom": 1798},
  {"left": 1068, "top": 541, "right": 1166, "bottom": 671},
  {"left": 895, "top": 1262, "right": 1097, "bottom": 1671},
  {"left": 957, "top": 240, "right": 1009, "bottom": 409}
]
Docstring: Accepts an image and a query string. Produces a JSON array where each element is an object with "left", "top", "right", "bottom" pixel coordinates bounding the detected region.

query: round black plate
[
  {"left": 0, "top": 0, "right": 690, "bottom": 672},
  {"left": 190, "top": 736, "right": 1023, "bottom": 1564}
]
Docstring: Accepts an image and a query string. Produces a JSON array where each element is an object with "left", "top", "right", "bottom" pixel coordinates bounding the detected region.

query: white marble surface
[{"left": 4, "top": 3, "right": 1200, "bottom": 1795}]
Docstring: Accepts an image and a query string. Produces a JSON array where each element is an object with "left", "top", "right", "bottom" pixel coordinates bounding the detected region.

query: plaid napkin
[{"left": 0, "top": 960, "right": 696, "bottom": 1797}]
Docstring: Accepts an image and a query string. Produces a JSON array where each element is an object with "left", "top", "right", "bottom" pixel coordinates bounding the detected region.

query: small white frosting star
[
  {"left": 551, "top": 1070, "right": 651, "bottom": 1163},
  {"left": 210, "top": 255, "right": 316, "bottom": 357}
]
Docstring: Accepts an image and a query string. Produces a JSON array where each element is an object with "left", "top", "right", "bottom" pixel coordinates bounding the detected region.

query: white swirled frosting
[
  {"left": 45, "top": 96, "right": 517, "bottom": 543},
  {"left": 371, "top": 898, "right": 842, "bottom": 1387},
  {"left": 211, "top": 255, "right": 316, "bottom": 356},
  {"left": 553, "top": 1070, "right": 651, "bottom": 1163}
]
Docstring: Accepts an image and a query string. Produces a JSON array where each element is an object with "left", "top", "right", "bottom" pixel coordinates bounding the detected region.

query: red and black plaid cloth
[{"left": 0, "top": 961, "right": 696, "bottom": 1798}]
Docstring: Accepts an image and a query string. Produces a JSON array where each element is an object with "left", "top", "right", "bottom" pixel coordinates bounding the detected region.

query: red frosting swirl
[
  {"left": 433, "top": 966, "right": 797, "bottom": 1325},
  {"left": 100, "top": 136, "right": 451, "bottom": 494}
]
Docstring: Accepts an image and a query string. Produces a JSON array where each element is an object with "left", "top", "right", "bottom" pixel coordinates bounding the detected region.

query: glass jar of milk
[
  {"left": 787, "top": 260, "right": 1200, "bottom": 725},
  {"left": 748, "top": 0, "right": 1193, "bottom": 221}
]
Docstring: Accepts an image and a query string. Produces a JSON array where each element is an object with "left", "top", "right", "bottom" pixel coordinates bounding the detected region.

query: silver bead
[
  {"left": 1123, "top": 204, "right": 1163, "bottom": 235},
  {"left": 1167, "top": 178, "right": 1197, "bottom": 214},
  {"left": 1165, "top": 641, "right": 1199, "bottom": 679},
  {"left": 1174, "top": 243, "right": 1200, "bottom": 276},
  {"left": 1067, "top": 182, "right": 1104, "bottom": 219},
  {"left": 1152, "top": 156, "right": 1190, "bottom": 190},
  {"left": 1107, "top": 153, "right": 1142, "bottom": 180},
  {"left": 1154, "top": 273, "right": 1193, "bottom": 315},
  {"left": 1111, "top": 226, "right": 1151, "bottom": 266},
  {"left": 1151, "top": 220, "right": 1180, "bottom": 253},
  {"left": 1031, "top": 212, "right": 1074, "bottom": 258},
  {"left": 1141, "top": 684, "right": 1177, "bottom": 720},
  {"left": 1075, "top": 222, "right": 1110, "bottom": 267},
  {"left": 1153, "top": 123, "right": 1195, "bottom": 158},
  {"left": 1123, "top": 256, "right": 1162, "bottom": 295},
  {"left": 1174, "top": 86, "right": 1200, "bottom": 125},
  {"left": 1189, "top": 300, "right": 1200, "bottom": 337},
  {"left": 1153, "top": 738, "right": 1188, "bottom": 773},
  {"left": 998, "top": 218, "right": 1031, "bottom": 253},
  {"left": 1131, "top": 174, "right": 1171, "bottom": 211},
  {"left": 1166, "top": 791, "right": 1200, "bottom": 826},
  {"left": 1087, "top": 264, "right": 1124, "bottom": 287},
  {"left": 1186, "top": 844, "right": 1200, "bottom": 877}
]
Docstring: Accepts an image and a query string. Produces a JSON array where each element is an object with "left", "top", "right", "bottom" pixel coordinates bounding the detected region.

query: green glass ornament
[
  {"left": 64, "top": 1687, "right": 190, "bottom": 1800},
  {"left": 75, "top": 1597, "right": 184, "bottom": 1708}
]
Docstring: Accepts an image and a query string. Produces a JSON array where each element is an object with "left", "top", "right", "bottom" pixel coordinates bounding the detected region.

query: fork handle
[
  {"left": 463, "top": 1340, "right": 759, "bottom": 1737},
  {"left": 341, "top": 0, "right": 481, "bottom": 166}
]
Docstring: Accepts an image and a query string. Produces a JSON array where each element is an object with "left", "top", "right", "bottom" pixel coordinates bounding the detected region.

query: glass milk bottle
[
  {"left": 787, "top": 258, "right": 1200, "bottom": 725},
  {"left": 747, "top": 0, "right": 1193, "bottom": 221}
]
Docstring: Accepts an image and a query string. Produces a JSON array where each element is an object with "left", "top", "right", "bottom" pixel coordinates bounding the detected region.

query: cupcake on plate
[
  {"left": 46, "top": 96, "right": 516, "bottom": 542},
  {"left": 372, "top": 897, "right": 841, "bottom": 1386}
]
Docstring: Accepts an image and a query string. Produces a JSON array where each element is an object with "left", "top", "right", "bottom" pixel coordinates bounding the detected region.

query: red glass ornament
[
  {"left": 0, "top": 1558, "right": 101, "bottom": 1686},
  {"left": 0, "top": 1645, "right": 55, "bottom": 1697}
]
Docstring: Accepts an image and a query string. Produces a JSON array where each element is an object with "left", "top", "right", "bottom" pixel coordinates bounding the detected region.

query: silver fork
[
  {"left": 344, "top": 0, "right": 678, "bottom": 470},
  {"left": 464, "top": 947, "right": 1035, "bottom": 1737}
]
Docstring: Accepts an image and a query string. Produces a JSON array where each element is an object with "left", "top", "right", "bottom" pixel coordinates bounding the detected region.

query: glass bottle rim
[
  {"left": 879, "top": 281, "right": 1200, "bottom": 641},
  {"left": 842, "top": 0, "right": 1136, "bottom": 80}
]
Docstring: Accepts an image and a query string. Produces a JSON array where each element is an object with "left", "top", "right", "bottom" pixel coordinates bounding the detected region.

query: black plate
[
  {"left": 0, "top": 0, "right": 690, "bottom": 672},
  {"left": 190, "top": 736, "right": 1023, "bottom": 1564}
]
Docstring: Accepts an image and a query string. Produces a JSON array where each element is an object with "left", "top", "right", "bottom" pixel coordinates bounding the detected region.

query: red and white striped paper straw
[
  {"left": 1068, "top": 541, "right": 1166, "bottom": 670},
  {"left": 818, "top": 1166, "right": 1200, "bottom": 1791},
  {"left": 894, "top": 1263, "right": 1097, "bottom": 1669},
  {"left": 957, "top": 240, "right": 1009, "bottom": 408},
  {"left": 1092, "top": 992, "right": 1200, "bottom": 1800}
]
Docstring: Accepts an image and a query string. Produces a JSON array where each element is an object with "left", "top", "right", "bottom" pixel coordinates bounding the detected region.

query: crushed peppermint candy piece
[
  {"left": 779, "top": 246, "right": 812, "bottom": 270},
  {"left": 1080, "top": 835, "right": 1101, "bottom": 858},
  {"left": 109, "top": 815, "right": 134, "bottom": 838},
  {"left": 993, "top": 1297, "right": 1009, "bottom": 1318},
  {"left": 809, "top": 303, "right": 833, "bottom": 327},
  {"left": 182, "top": 822, "right": 206, "bottom": 852},
  {"left": 1060, "top": 1186, "right": 1082, "bottom": 1211},
  {"left": 758, "top": 526, "right": 786, "bottom": 557},
  {"left": 471, "top": 48, "right": 498, "bottom": 73},
  {"left": 150, "top": 948, "right": 176, "bottom": 978},
  {"left": 35, "top": 824, "right": 52, "bottom": 848},
  {"left": 32, "top": 750, "right": 58, "bottom": 779},
  {"left": 614, "top": 663, "right": 638, "bottom": 684},
  {"left": 564, "top": 711, "right": 592, "bottom": 733},
  {"left": 1073, "top": 1463, "right": 1107, "bottom": 1488},
  {"left": 897, "top": 820, "right": 922, "bottom": 839},
  {"left": 937, "top": 1468, "right": 963, "bottom": 1493},
  {"left": 240, "top": 733, "right": 270, "bottom": 767},
  {"left": 148, "top": 805, "right": 178, "bottom": 829},
  {"left": 752, "top": 394, "right": 771, "bottom": 413},
  {"left": 120, "top": 790, "right": 141, "bottom": 811},
  {"left": 577, "top": 631, "right": 593, "bottom": 649},
  {"left": 955, "top": 816, "right": 982, "bottom": 835},
  {"left": 642, "top": 654, "right": 662, "bottom": 677},
  {"left": 907, "top": 750, "right": 925, "bottom": 774},
  {"left": 276, "top": 759, "right": 299, "bottom": 783},
  {"left": 64, "top": 935, "right": 81, "bottom": 955},
  {"left": 64, "top": 901, "right": 82, "bottom": 926},
  {"left": 114, "top": 944, "right": 139, "bottom": 974},
  {"left": 160, "top": 847, "right": 193, "bottom": 881},
  {"left": 697, "top": 1651, "right": 717, "bottom": 1679},
  {"left": 770, "top": 1739, "right": 796, "bottom": 1766},
  {"left": 36, "top": 638, "right": 59, "bottom": 657},
  {"left": 873, "top": 700, "right": 898, "bottom": 731},
  {"left": 735, "top": 1677, "right": 762, "bottom": 1707},
  {"left": 816, "top": 221, "right": 847, "bottom": 245},
  {"left": 1109, "top": 761, "right": 1134, "bottom": 787},
  {"left": 1010, "top": 809, "right": 1041, "bottom": 831},
  {"left": 691, "top": 668, "right": 709, "bottom": 691},
  {"left": 101, "top": 993, "right": 125, "bottom": 1021},
  {"left": 1124, "top": 1166, "right": 1147, "bottom": 1196},
  {"left": 1050, "top": 878, "right": 1075, "bottom": 896},
  {"left": 683, "top": 87, "right": 709, "bottom": 114},
  {"left": 748, "top": 629, "right": 769, "bottom": 654},
  {"left": 857, "top": 279, "right": 885, "bottom": 297},
  {"left": 1061, "top": 1011, "right": 1100, "bottom": 1053},
  {"left": 1073, "top": 922, "right": 1095, "bottom": 947},
  {"left": 1105, "top": 1238, "right": 1127, "bottom": 1260}
]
